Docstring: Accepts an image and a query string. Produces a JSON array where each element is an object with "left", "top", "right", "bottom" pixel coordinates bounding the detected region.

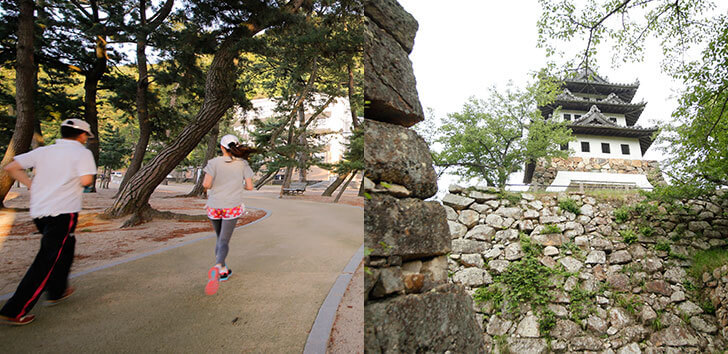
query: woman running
[{"left": 202, "top": 134, "right": 256, "bottom": 295}]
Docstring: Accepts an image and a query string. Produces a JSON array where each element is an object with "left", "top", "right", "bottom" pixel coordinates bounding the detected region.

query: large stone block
[
  {"left": 365, "top": 194, "right": 450, "bottom": 260},
  {"left": 365, "top": 284, "right": 486, "bottom": 353},
  {"left": 364, "top": 18, "right": 424, "bottom": 126},
  {"left": 364, "top": 120, "right": 437, "bottom": 198},
  {"left": 364, "top": 0, "right": 417, "bottom": 53}
]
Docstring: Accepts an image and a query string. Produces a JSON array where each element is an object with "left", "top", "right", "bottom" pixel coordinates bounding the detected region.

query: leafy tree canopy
[{"left": 433, "top": 74, "right": 573, "bottom": 188}]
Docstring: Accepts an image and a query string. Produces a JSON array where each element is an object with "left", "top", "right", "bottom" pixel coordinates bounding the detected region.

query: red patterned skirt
[{"left": 206, "top": 205, "right": 244, "bottom": 220}]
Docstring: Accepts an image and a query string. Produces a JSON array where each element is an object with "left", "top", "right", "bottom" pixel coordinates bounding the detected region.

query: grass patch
[
  {"left": 621, "top": 229, "right": 638, "bottom": 244},
  {"left": 655, "top": 241, "right": 671, "bottom": 252},
  {"left": 542, "top": 224, "right": 562, "bottom": 234},
  {"left": 560, "top": 241, "right": 583, "bottom": 259},
  {"left": 558, "top": 198, "right": 581, "bottom": 215},
  {"left": 688, "top": 247, "right": 728, "bottom": 280},
  {"left": 498, "top": 190, "right": 522, "bottom": 205}
]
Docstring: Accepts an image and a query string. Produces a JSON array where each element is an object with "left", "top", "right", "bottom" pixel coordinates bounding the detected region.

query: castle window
[
  {"left": 581, "top": 142, "right": 590, "bottom": 152},
  {"left": 560, "top": 144, "right": 568, "bottom": 151},
  {"left": 563, "top": 114, "right": 571, "bottom": 121},
  {"left": 574, "top": 114, "right": 582, "bottom": 120},
  {"left": 609, "top": 117, "right": 617, "bottom": 123},
  {"left": 621, "top": 144, "right": 630, "bottom": 155},
  {"left": 601, "top": 143, "right": 610, "bottom": 154}
]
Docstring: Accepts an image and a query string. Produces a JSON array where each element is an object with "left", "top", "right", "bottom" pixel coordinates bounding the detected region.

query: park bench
[{"left": 282, "top": 182, "right": 307, "bottom": 195}]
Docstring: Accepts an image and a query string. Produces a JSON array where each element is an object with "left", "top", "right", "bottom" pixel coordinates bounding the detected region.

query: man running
[{"left": 0, "top": 118, "right": 96, "bottom": 325}]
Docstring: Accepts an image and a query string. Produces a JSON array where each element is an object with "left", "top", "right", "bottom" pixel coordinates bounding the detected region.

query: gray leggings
[{"left": 210, "top": 218, "right": 238, "bottom": 266}]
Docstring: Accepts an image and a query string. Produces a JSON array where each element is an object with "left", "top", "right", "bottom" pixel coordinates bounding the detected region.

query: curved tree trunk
[
  {"left": 0, "top": 0, "right": 36, "bottom": 208},
  {"left": 118, "top": 0, "right": 174, "bottom": 194},
  {"left": 186, "top": 122, "right": 219, "bottom": 197},
  {"left": 255, "top": 168, "right": 279, "bottom": 189},
  {"left": 83, "top": 34, "right": 108, "bottom": 193},
  {"left": 105, "top": 34, "right": 240, "bottom": 221},
  {"left": 334, "top": 170, "right": 357, "bottom": 203},
  {"left": 322, "top": 174, "right": 346, "bottom": 196}
]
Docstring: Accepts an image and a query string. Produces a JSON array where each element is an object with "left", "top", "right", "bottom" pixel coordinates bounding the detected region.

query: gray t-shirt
[{"left": 203, "top": 156, "right": 254, "bottom": 209}]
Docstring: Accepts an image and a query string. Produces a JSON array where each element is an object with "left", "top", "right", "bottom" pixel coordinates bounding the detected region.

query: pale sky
[{"left": 396, "top": 0, "right": 707, "bottom": 190}]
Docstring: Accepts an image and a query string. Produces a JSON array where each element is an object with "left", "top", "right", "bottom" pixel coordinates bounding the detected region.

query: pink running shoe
[{"left": 205, "top": 267, "right": 220, "bottom": 295}]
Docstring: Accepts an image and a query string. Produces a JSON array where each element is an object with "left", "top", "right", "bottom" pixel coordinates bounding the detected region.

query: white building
[
  {"left": 524, "top": 69, "right": 662, "bottom": 191},
  {"left": 232, "top": 95, "right": 355, "bottom": 181}
]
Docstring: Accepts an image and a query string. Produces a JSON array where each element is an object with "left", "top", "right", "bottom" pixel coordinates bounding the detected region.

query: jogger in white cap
[
  {"left": 0, "top": 118, "right": 96, "bottom": 325},
  {"left": 202, "top": 134, "right": 256, "bottom": 295}
]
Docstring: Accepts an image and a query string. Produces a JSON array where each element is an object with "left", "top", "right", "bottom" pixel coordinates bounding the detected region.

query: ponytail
[{"left": 224, "top": 142, "right": 258, "bottom": 160}]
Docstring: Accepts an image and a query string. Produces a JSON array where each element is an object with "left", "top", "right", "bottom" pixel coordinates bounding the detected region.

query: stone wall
[
  {"left": 532, "top": 157, "right": 666, "bottom": 189},
  {"left": 363, "top": 0, "right": 484, "bottom": 352},
  {"left": 443, "top": 186, "right": 728, "bottom": 353}
]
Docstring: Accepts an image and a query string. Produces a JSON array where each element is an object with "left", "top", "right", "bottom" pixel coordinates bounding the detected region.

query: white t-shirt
[
  {"left": 203, "top": 156, "right": 254, "bottom": 209},
  {"left": 14, "top": 139, "right": 97, "bottom": 218}
]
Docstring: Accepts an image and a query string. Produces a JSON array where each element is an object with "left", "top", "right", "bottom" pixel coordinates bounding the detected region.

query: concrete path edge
[{"left": 303, "top": 243, "right": 364, "bottom": 354}]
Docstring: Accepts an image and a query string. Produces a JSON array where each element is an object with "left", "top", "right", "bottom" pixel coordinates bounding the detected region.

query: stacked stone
[
  {"left": 704, "top": 265, "right": 728, "bottom": 339},
  {"left": 442, "top": 187, "right": 727, "bottom": 353},
  {"left": 532, "top": 157, "right": 666, "bottom": 188},
  {"left": 362, "top": 0, "right": 484, "bottom": 352}
]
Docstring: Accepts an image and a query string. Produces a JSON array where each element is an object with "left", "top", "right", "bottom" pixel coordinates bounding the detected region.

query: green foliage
[
  {"left": 614, "top": 205, "right": 631, "bottom": 223},
  {"left": 542, "top": 224, "right": 562, "bottom": 234},
  {"left": 474, "top": 256, "right": 552, "bottom": 315},
  {"left": 639, "top": 224, "right": 654, "bottom": 238},
  {"left": 701, "top": 300, "right": 716, "bottom": 315},
  {"left": 558, "top": 198, "right": 581, "bottom": 215},
  {"left": 499, "top": 190, "right": 522, "bottom": 205},
  {"left": 568, "top": 287, "right": 596, "bottom": 324},
  {"left": 560, "top": 241, "right": 583, "bottom": 259},
  {"left": 655, "top": 241, "right": 671, "bottom": 252},
  {"left": 434, "top": 73, "right": 573, "bottom": 188},
  {"left": 98, "top": 122, "right": 132, "bottom": 170},
  {"left": 614, "top": 293, "right": 642, "bottom": 316},
  {"left": 538, "top": 308, "right": 557, "bottom": 336},
  {"left": 688, "top": 247, "right": 728, "bottom": 281},
  {"left": 621, "top": 229, "right": 638, "bottom": 244}
]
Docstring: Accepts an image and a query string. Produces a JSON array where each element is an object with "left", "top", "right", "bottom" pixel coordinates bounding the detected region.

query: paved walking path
[{"left": 0, "top": 191, "right": 363, "bottom": 353}]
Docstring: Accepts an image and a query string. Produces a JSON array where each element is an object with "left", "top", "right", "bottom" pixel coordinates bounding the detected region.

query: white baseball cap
[
  {"left": 220, "top": 134, "right": 239, "bottom": 148},
  {"left": 61, "top": 118, "right": 94, "bottom": 137}
]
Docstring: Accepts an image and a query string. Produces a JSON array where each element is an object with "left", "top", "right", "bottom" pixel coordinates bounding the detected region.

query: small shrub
[
  {"left": 558, "top": 198, "right": 581, "bottom": 215},
  {"left": 614, "top": 206, "right": 630, "bottom": 223},
  {"left": 542, "top": 224, "right": 562, "bottom": 234},
  {"left": 621, "top": 230, "right": 638, "bottom": 244},
  {"left": 639, "top": 224, "right": 654, "bottom": 237},
  {"left": 538, "top": 309, "right": 557, "bottom": 336},
  {"left": 615, "top": 293, "right": 642, "bottom": 315},
  {"left": 688, "top": 247, "right": 728, "bottom": 280},
  {"left": 701, "top": 300, "right": 716, "bottom": 315},
  {"left": 560, "top": 241, "right": 583, "bottom": 259},
  {"left": 568, "top": 287, "right": 597, "bottom": 324},
  {"left": 655, "top": 241, "right": 671, "bottom": 252}
]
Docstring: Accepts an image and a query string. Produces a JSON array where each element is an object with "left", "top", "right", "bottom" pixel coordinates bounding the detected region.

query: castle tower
[{"left": 524, "top": 69, "right": 663, "bottom": 191}]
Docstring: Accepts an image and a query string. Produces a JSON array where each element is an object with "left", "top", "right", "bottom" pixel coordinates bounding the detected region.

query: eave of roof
[
  {"left": 542, "top": 100, "right": 646, "bottom": 126},
  {"left": 563, "top": 81, "right": 639, "bottom": 102}
]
